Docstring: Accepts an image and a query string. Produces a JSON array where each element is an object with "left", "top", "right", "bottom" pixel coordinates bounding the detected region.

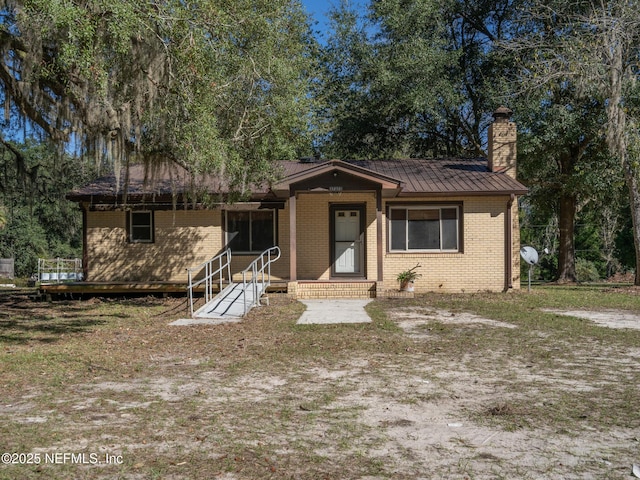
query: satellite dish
[
  {"left": 520, "top": 246, "right": 539, "bottom": 266},
  {"left": 520, "top": 246, "right": 540, "bottom": 292}
]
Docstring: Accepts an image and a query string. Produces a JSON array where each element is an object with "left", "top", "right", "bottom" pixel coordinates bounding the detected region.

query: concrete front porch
[
  {"left": 286, "top": 280, "right": 414, "bottom": 299},
  {"left": 288, "top": 280, "right": 378, "bottom": 299}
]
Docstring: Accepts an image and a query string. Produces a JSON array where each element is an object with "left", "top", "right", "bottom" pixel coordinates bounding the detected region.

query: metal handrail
[
  {"left": 240, "top": 246, "right": 281, "bottom": 315},
  {"left": 186, "top": 249, "right": 232, "bottom": 317}
]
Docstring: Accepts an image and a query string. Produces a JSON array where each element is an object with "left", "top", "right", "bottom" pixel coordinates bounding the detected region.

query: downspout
[
  {"left": 505, "top": 194, "right": 515, "bottom": 290},
  {"left": 82, "top": 202, "right": 89, "bottom": 282}
]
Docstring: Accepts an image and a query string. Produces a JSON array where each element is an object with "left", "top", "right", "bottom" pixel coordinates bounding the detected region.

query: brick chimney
[{"left": 488, "top": 106, "right": 517, "bottom": 178}]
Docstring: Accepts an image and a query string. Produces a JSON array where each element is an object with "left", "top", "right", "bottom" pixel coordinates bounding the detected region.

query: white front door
[{"left": 334, "top": 210, "right": 361, "bottom": 274}]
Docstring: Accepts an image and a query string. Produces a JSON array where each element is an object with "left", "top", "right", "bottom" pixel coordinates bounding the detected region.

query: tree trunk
[
  {"left": 623, "top": 160, "right": 640, "bottom": 286},
  {"left": 556, "top": 194, "right": 577, "bottom": 283}
]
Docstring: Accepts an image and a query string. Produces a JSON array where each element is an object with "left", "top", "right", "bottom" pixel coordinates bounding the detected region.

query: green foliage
[
  {"left": 0, "top": 141, "right": 92, "bottom": 277},
  {"left": 396, "top": 264, "right": 422, "bottom": 283},
  {"left": 2, "top": 0, "right": 316, "bottom": 191},
  {"left": 509, "top": 4, "right": 630, "bottom": 283},
  {"left": 312, "top": 3, "right": 377, "bottom": 158},
  {"left": 537, "top": 255, "right": 559, "bottom": 282},
  {"left": 0, "top": 208, "right": 48, "bottom": 277},
  {"left": 517, "top": 94, "right": 614, "bottom": 203},
  {"left": 0, "top": 0, "right": 636, "bottom": 284},
  {"left": 575, "top": 258, "right": 600, "bottom": 283},
  {"left": 315, "top": 0, "right": 518, "bottom": 159},
  {"left": 508, "top": 0, "right": 640, "bottom": 282}
]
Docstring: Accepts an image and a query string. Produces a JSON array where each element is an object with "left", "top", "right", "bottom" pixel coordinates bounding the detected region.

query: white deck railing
[
  {"left": 38, "top": 258, "right": 83, "bottom": 283},
  {"left": 240, "top": 246, "right": 281, "bottom": 316},
  {"left": 186, "top": 249, "right": 232, "bottom": 317}
]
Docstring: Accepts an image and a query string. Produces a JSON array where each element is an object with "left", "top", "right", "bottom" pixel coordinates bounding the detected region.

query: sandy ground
[
  {"left": 542, "top": 308, "right": 640, "bottom": 330},
  {"left": 371, "top": 307, "right": 640, "bottom": 479},
  {"left": 3, "top": 299, "right": 639, "bottom": 479}
]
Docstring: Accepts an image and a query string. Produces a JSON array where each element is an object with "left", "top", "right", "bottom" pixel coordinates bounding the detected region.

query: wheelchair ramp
[
  {"left": 193, "top": 282, "right": 265, "bottom": 319},
  {"left": 176, "top": 246, "right": 280, "bottom": 326}
]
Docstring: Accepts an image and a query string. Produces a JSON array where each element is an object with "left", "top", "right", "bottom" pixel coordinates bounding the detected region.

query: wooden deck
[{"left": 39, "top": 281, "right": 289, "bottom": 297}]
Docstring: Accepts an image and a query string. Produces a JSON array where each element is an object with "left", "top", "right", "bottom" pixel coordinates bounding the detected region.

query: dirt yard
[{"left": 1, "top": 288, "right": 639, "bottom": 479}]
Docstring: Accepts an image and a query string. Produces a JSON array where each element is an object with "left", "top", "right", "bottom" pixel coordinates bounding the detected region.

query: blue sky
[
  {"left": 301, "top": 0, "right": 335, "bottom": 41},
  {"left": 301, "top": 0, "right": 334, "bottom": 21},
  {"left": 300, "top": 0, "right": 367, "bottom": 42}
]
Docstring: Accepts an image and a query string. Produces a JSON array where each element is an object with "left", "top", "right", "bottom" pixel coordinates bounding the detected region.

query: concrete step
[{"left": 293, "top": 281, "right": 376, "bottom": 299}]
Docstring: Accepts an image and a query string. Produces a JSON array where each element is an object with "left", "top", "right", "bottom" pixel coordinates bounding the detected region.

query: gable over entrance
[{"left": 271, "top": 159, "right": 403, "bottom": 198}]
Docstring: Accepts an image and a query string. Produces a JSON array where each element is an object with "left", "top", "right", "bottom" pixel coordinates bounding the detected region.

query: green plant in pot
[{"left": 397, "top": 263, "right": 421, "bottom": 291}]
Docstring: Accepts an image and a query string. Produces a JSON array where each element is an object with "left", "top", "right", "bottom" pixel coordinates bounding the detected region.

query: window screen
[
  {"left": 129, "top": 211, "right": 154, "bottom": 243},
  {"left": 389, "top": 206, "right": 459, "bottom": 252},
  {"left": 226, "top": 210, "right": 275, "bottom": 253}
]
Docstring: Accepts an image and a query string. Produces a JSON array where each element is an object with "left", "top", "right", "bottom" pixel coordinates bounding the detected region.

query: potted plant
[{"left": 397, "top": 263, "right": 421, "bottom": 292}]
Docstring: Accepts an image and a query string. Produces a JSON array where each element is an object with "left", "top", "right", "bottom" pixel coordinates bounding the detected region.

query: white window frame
[
  {"left": 129, "top": 210, "right": 154, "bottom": 243},
  {"left": 225, "top": 210, "right": 276, "bottom": 254},
  {"left": 388, "top": 205, "right": 460, "bottom": 253}
]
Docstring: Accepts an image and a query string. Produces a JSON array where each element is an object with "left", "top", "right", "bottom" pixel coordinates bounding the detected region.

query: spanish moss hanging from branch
[{"left": 0, "top": 0, "right": 315, "bottom": 198}]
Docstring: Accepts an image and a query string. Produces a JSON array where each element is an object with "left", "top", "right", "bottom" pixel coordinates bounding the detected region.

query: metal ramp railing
[
  {"left": 186, "top": 249, "right": 232, "bottom": 318},
  {"left": 239, "top": 246, "right": 281, "bottom": 316},
  {"left": 190, "top": 246, "right": 281, "bottom": 319}
]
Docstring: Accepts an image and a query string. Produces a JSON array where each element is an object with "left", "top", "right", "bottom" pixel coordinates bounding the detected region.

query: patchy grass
[
  {"left": 382, "top": 289, "right": 640, "bottom": 426},
  {"left": 1, "top": 287, "right": 639, "bottom": 479}
]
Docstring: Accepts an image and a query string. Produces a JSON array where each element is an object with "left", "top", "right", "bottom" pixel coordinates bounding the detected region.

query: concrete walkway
[
  {"left": 170, "top": 317, "right": 242, "bottom": 326},
  {"left": 171, "top": 298, "right": 374, "bottom": 326},
  {"left": 296, "top": 299, "right": 373, "bottom": 325}
]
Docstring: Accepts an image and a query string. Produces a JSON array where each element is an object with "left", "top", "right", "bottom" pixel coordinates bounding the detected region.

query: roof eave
[{"left": 395, "top": 188, "right": 528, "bottom": 197}]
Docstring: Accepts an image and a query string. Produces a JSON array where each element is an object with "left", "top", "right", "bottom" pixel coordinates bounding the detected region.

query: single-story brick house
[{"left": 67, "top": 107, "right": 527, "bottom": 297}]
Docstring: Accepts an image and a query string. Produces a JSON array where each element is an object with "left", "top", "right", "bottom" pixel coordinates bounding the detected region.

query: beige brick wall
[
  {"left": 293, "top": 281, "right": 376, "bottom": 299},
  {"left": 295, "top": 192, "right": 377, "bottom": 280},
  {"left": 85, "top": 193, "right": 521, "bottom": 291},
  {"left": 86, "top": 208, "right": 291, "bottom": 283},
  {"left": 382, "top": 196, "right": 520, "bottom": 292},
  {"left": 86, "top": 210, "right": 222, "bottom": 282}
]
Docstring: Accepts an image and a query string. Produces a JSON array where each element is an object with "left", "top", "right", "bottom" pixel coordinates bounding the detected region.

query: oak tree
[{"left": 0, "top": 0, "right": 316, "bottom": 195}]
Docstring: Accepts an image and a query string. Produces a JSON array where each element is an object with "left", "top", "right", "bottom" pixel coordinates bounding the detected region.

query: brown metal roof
[
  {"left": 276, "top": 158, "right": 527, "bottom": 196},
  {"left": 68, "top": 157, "right": 527, "bottom": 202},
  {"left": 370, "top": 158, "right": 528, "bottom": 195},
  {"left": 67, "top": 162, "right": 224, "bottom": 202}
]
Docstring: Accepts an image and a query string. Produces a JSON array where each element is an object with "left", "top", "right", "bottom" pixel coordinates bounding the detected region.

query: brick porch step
[{"left": 292, "top": 281, "right": 376, "bottom": 299}]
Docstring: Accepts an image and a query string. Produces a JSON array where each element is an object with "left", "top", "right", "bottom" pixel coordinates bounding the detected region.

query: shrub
[
  {"left": 0, "top": 209, "right": 49, "bottom": 277},
  {"left": 576, "top": 257, "right": 600, "bottom": 282}
]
